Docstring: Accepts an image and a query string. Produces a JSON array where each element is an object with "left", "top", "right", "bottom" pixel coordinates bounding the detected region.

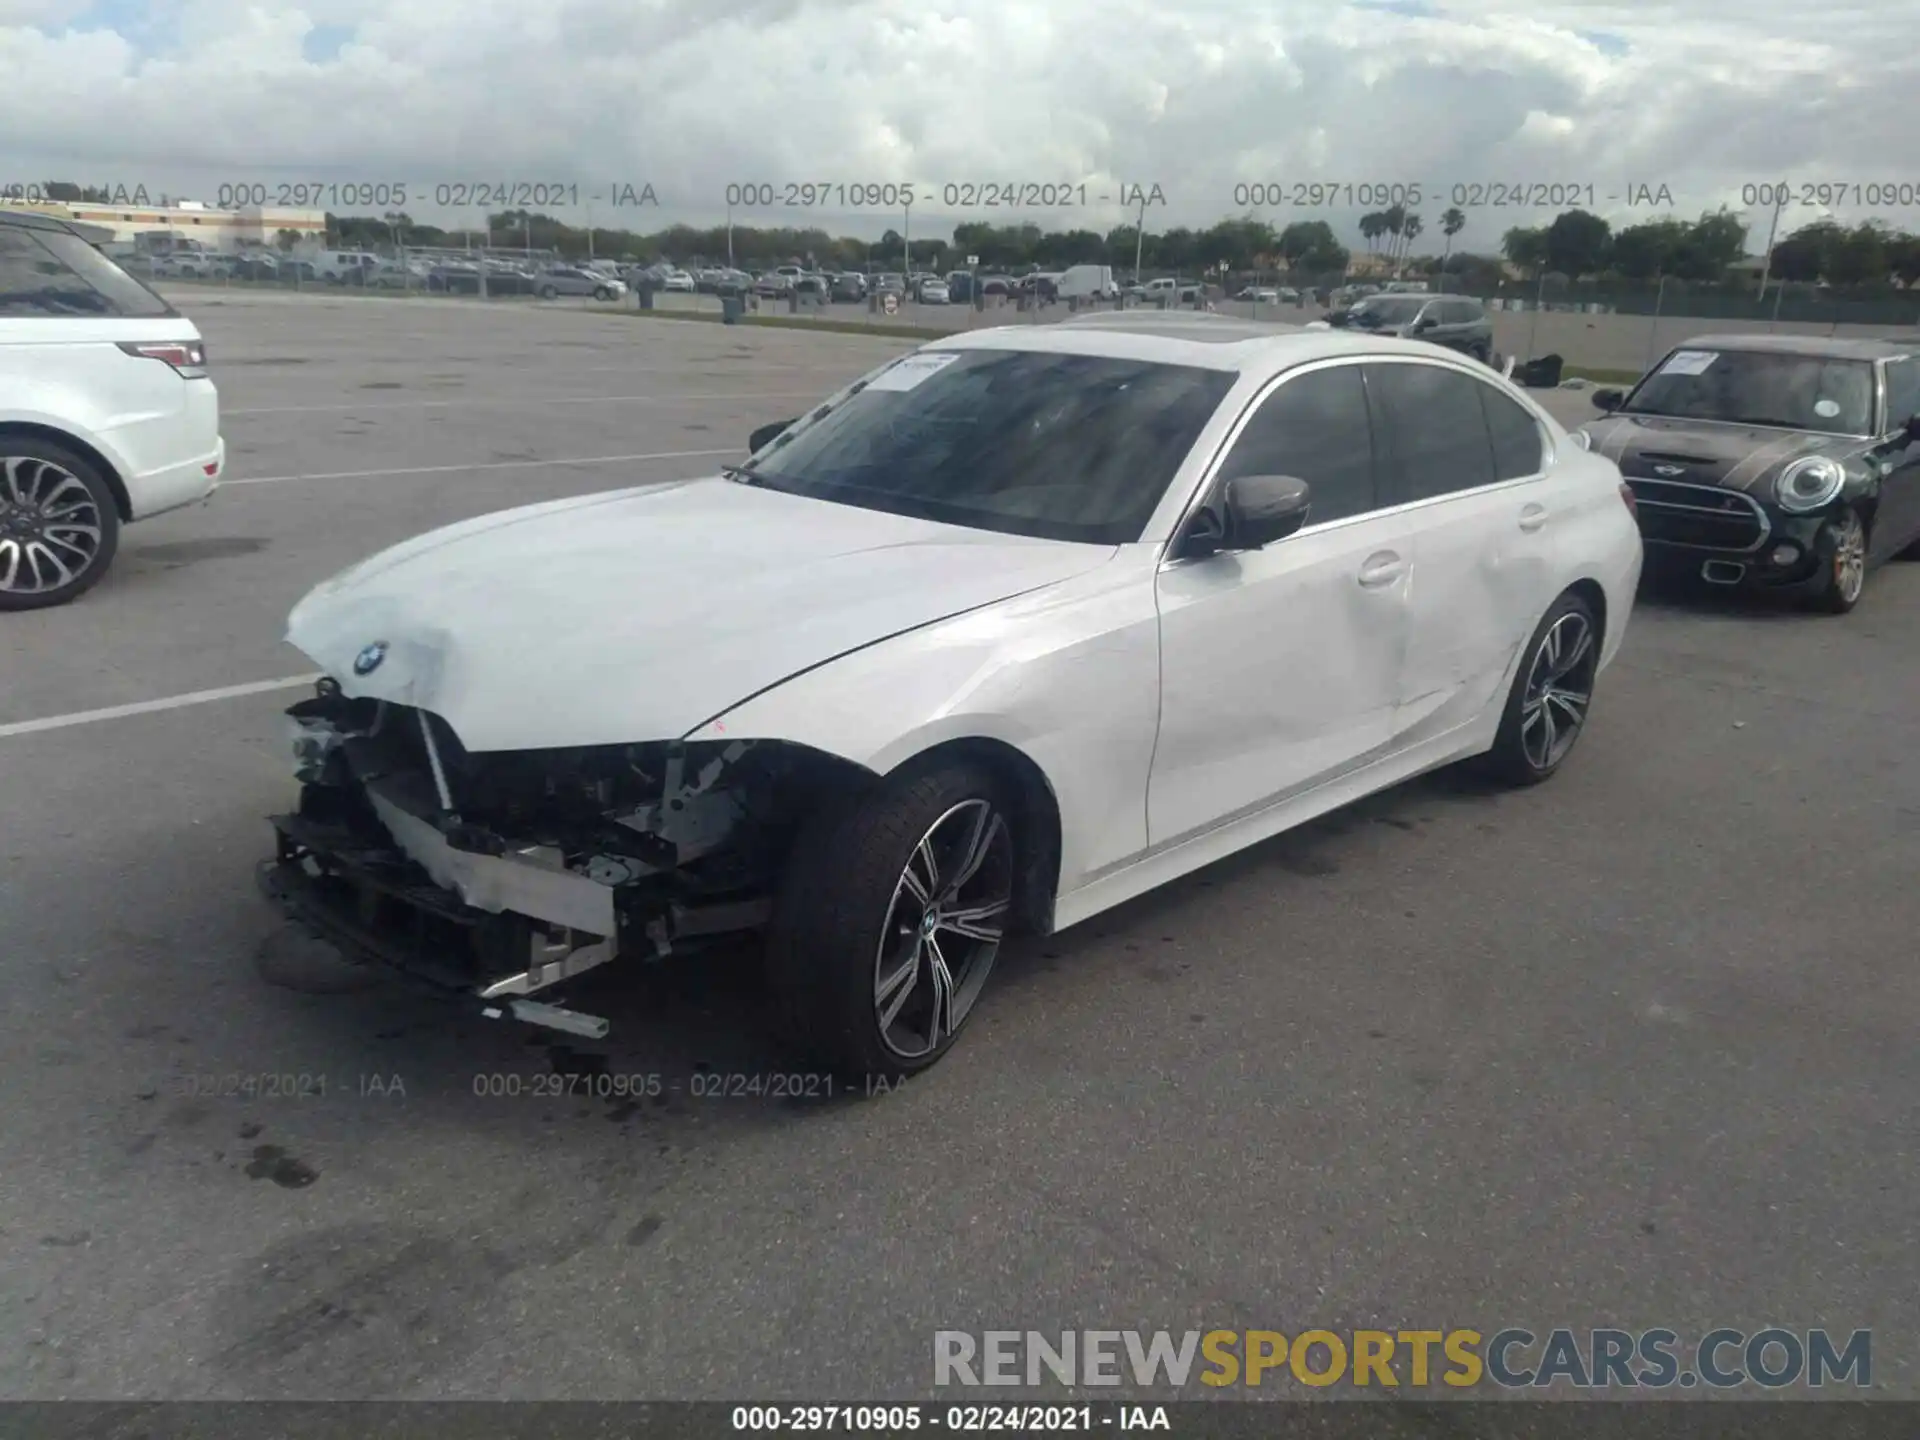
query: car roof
[
  {"left": 1672, "top": 333, "right": 1915, "bottom": 361},
  {"left": 926, "top": 313, "right": 1482, "bottom": 372}
]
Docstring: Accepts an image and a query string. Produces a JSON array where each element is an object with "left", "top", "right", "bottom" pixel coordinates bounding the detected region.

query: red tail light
[
  {"left": 1619, "top": 482, "right": 1637, "bottom": 517},
  {"left": 118, "top": 340, "right": 208, "bottom": 378}
]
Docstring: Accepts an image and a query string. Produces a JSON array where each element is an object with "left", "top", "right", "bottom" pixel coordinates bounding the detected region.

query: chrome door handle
[
  {"left": 1358, "top": 551, "right": 1404, "bottom": 587},
  {"left": 1519, "top": 504, "right": 1549, "bottom": 532}
]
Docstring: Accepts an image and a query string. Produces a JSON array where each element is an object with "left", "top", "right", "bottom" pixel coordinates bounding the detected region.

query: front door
[
  {"left": 1149, "top": 361, "right": 1416, "bottom": 848},
  {"left": 1870, "top": 355, "right": 1920, "bottom": 561}
]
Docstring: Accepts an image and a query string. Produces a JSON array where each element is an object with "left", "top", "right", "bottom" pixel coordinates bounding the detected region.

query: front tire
[
  {"left": 1477, "top": 591, "right": 1601, "bottom": 786},
  {"left": 0, "top": 439, "right": 121, "bottom": 611},
  {"left": 538, "top": 284, "right": 557, "bottom": 300},
  {"left": 593, "top": 286, "right": 613, "bottom": 301},
  {"left": 1810, "top": 506, "right": 1869, "bottom": 612},
  {"left": 766, "top": 762, "right": 1017, "bottom": 1081}
]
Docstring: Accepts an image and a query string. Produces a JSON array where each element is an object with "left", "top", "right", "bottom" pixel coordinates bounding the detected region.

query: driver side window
[{"left": 1215, "top": 364, "right": 1380, "bottom": 526}]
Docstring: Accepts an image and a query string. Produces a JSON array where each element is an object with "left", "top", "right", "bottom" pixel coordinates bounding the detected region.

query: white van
[
  {"left": 0, "top": 209, "right": 224, "bottom": 609},
  {"left": 313, "top": 250, "right": 380, "bottom": 284},
  {"left": 1057, "top": 264, "right": 1119, "bottom": 301}
]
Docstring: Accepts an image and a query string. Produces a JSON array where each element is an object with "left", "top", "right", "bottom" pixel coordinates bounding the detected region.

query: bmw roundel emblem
[{"left": 352, "top": 641, "right": 388, "bottom": 676}]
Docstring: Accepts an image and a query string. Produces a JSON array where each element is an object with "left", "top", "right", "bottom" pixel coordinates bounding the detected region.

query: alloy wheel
[
  {"left": 871, "top": 798, "right": 1014, "bottom": 1060},
  {"left": 0, "top": 455, "right": 105, "bottom": 597},
  {"left": 1831, "top": 510, "right": 1867, "bottom": 605},
  {"left": 1520, "top": 610, "right": 1597, "bottom": 771}
]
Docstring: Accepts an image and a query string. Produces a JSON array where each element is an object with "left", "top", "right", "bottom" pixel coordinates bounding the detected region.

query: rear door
[{"left": 1366, "top": 359, "right": 1563, "bottom": 746}]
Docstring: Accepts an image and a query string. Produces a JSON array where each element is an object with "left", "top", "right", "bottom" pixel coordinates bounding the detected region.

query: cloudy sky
[{"left": 2, "top": 0, "right": 1916, "bottom": 251}]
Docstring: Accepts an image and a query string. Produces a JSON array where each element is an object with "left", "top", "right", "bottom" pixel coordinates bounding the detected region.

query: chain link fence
[{"left": 146, "top": 247, "right": 1920, "bottom": 381}]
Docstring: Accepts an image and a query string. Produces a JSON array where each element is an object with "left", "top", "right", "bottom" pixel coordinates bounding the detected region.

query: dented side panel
[
  {"left": 683, "top": 548, "right": 1167, "bottom": 897},
  {"left": 1393, "top": 477, "right": 1560, "bottom": 745}
]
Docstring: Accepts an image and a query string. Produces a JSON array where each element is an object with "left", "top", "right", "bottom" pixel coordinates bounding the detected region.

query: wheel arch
[
  {"left": 0, "top": 422, "right": 133, "bottom": 521},
  {"left": 1563, "top": 575, "right": 1608, "bottom": 656},
  {"left": 884, "top": 735, "right": 1064, "bottom": 938}
]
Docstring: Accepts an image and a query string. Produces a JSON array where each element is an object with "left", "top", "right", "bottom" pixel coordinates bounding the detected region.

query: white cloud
[{"left": 2, "top": 0, "right": 1915, "bottom": 248}]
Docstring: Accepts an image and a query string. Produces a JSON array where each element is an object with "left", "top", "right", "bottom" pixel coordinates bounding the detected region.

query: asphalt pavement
[{"left": 1, "top": 290, "right": 1915, "bottom": 1401}]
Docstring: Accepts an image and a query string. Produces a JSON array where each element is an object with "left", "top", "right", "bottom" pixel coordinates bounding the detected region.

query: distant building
[{"left": 0, "top": 198, "right": 325, "bottom": 250}]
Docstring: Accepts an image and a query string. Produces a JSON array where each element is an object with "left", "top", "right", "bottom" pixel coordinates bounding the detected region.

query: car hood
[
  {"left": 285, "top": 477, "right": 1116, "bottom": 752},
  {"left": 1580, "top": 414, "right": 1879, "bottom": 493}
]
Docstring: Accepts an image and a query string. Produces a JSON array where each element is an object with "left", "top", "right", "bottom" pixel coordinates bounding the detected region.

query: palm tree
[
  {"left": 1362, "top": 211, "right": 1391, "bottom": 255},
  {"left": 1439, "top": 206, "right": 1466, "bottom": 274},
  {"left": 1398, "top": 214, "right": 1424, "bottom": 275}
]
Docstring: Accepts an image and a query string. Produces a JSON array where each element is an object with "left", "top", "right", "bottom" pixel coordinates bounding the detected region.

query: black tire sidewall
[
  {"left": 0, "top": 438, "right": 121, "bottom": 611},
  {"left": 766, "top": 761, "right": 1013, "bottom": 1080},
  {"left": 1483, "top": 591, "right": 1598, "bottom": 785}
]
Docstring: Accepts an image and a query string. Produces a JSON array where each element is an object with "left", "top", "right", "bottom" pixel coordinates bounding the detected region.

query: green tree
[
  {"left": 1544, "top": 209, "right": 1611, "bottom": 277},
  {"left": 1501, "top": 226, "right": 1548, "bottom": 276}
]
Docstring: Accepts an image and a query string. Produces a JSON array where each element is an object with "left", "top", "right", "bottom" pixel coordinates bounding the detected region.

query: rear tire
[
  {"left": 538, "top": 284, "right": 557, "bottom": 300},
  {"left": 765, "top": 762, "right": 1017, "bottom": 1082},
  {"left": 1476, "top": 591, "right": 1601, "bottom": 786},
  {"left": 0, "top": 438, "right": 121, "bottom": 611}
]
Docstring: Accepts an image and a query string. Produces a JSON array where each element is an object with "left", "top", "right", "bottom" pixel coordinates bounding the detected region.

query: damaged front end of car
[{"left": 256, "top": 677, "right": 867, "bottom": 1037}]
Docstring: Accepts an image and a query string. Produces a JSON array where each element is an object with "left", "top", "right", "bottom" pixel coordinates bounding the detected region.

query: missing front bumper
[{"left": 257, "top": 806, "right": 772, "bottom": 1037}]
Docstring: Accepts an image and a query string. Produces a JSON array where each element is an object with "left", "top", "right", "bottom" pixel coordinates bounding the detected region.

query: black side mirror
[
  {"left": 749, "top": 419, "right": 796, "bottom": 453},
  {"left": 1592, "top": 388, "right": 1624, "bottom": 413},
  {"left": 1181, "top": 475, "right": 1312, "bottom": 558},
  {"left": 1223, "top": 474, "right": 1311, "bottom": 550},
  {"left": 1904, "top": 413, "right": 1920, "bottom": 442}
]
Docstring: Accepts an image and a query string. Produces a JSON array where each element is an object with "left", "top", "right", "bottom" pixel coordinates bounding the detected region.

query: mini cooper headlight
[{"left": 1774, "top": 455, "right": 1845, "bottom": 513}]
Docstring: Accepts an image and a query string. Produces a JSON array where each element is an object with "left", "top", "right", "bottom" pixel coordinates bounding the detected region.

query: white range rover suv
[{"left": 0, "top": 208, "right": 225, "bottom": 609}]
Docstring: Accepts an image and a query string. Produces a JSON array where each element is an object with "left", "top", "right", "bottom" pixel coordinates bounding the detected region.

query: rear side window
[
  {"left": 0, "top": 229, "right": 174, "bottom": 317},
  {"left": 1367, "top": 362, "right": 1499, "bottom": 500},
  {"left": 1480, "top": 384, "right": 1547, "bottom": 479}
]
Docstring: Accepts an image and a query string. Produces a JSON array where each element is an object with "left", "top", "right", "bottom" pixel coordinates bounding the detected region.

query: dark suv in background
[{"left": 1332, "top": 294, "right": 1494, "bottom": 363}]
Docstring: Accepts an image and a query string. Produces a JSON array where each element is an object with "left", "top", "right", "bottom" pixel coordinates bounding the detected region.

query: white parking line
[
  {"left": 0, "top": 675, "right": 321, "bottom": 740},
  {"left": 224, "top": 447, "right": 741, "bottom": 487},
  {"left": 226, "top": 390, "right": 824, "bottom": 415}
]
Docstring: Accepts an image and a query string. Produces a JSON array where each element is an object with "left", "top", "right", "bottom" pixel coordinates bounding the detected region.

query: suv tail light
[
  {"left": 1619, "top": 482, "right": 1637, "bottom": 518},
  {"left": 117, "top": 339, "right": 208, "bottom": 379}
]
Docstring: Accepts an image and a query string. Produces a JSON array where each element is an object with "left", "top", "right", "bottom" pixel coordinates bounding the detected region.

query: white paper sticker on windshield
[
  {"left": 1661, "top": 350, "right": 1718, "bottom": 376},
  {"left": 1813, "top": 398, "right": 1842, "bottom": 418},
  {"left": 868, "top": 352, "right": 960, "bottom": 391}
]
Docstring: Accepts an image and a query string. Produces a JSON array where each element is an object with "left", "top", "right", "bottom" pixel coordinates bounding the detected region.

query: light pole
[
  {"left": 1754, "top": 188, "right": 1788, "bottom": 301},
  {"left": 903, "top": 200, "right": 912, "bottom": 278},
  {"left": 1132, "top": 190, "right": 1146, "bottom": 289}
]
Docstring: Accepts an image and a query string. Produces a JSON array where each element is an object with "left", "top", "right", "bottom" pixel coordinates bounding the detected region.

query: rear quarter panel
[{"left": 0, "top": 317, "right": 212, "bottom": 503}]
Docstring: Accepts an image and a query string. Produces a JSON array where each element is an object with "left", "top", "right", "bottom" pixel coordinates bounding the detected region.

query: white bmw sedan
[{"left": 261, "top": 313, "right": 1642, "bottom": 1078}]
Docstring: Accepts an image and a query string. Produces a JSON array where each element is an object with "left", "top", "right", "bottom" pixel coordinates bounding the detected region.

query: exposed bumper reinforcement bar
[{"left": 257, "top": 814, "right": 616, "bottom": 1038}]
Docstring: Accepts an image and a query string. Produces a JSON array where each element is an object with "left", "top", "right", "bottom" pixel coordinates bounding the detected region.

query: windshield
[
  {"left": 741, "top": 349, "right": 1236, "bottom": 544},
  {"left": 1349, "top": 298, "right": 1425, "bottom": 325},
  {"left": 1623, "top": 349, "right": 1876, "bottom": 433}
]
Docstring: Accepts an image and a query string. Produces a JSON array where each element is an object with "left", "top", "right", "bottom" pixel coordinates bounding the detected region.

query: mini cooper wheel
[
  {"left": 538, "top": 284, "right": 558, "bottom": 300},
  {"left": 1479, "top": 591, "right": 1600, "bottom": 787},
  {"left": 0, "top": 439, "right": 120, "bottom": 611},
  {"left": 1810, "top": 507, "right": 1868, "bottom": 613},
  {"left": 593, "top": 286, "right": 613, "bottom": 302},
  {"left": 766, "top": 763, "right": 1017, "bottom": 1081}
]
